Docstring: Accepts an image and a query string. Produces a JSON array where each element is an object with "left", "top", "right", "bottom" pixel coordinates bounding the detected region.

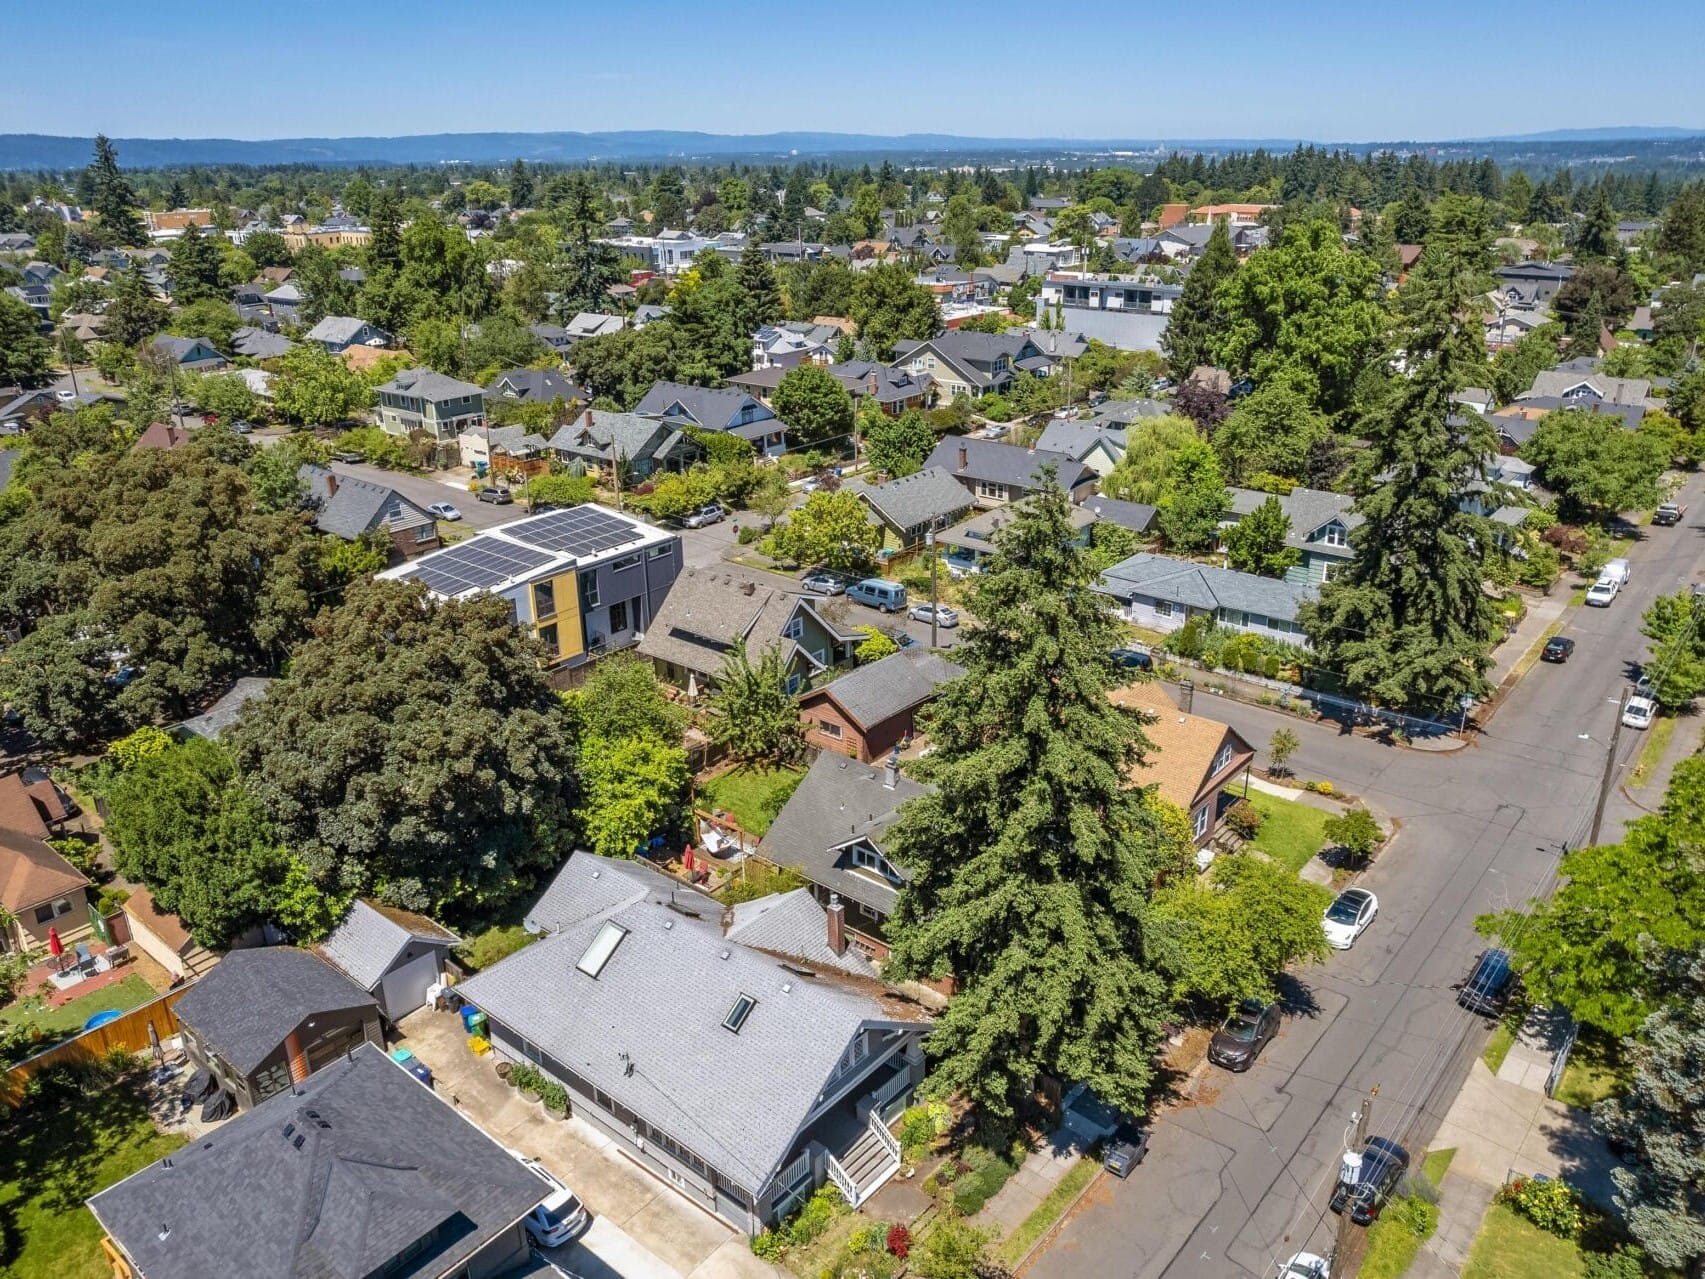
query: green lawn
[
  {"left": 1423, "top": 1147, "right": 1457, "bottom": 1187},
  {"left": 1359, "top": 1216, "right": 1427, "bottom": 1279},
  {"left": 0, "top": 974, "right": 158, "bottom": 1039},
  {"left": 698, "top": 763, "right": 806, "bottom": 837},
  {"left": 996, "top": 1157, "right": 1098, "bottom": 1266},
  {"left": 0, "top": 1079, "right": 186, "bottom": 1279},
  {"left": 1551, "top": 1029, "right": 1629, "bottom": 1111},
  {"left": 1461, "top": 1204, "right": 1588, "bottom": 1279},
  {"left": 1483, "top": 1020, "right": 1518, "bottom": 1074},
  {"left": 1245, "top": 790, "right": 1331, "bottom": 874},
  {"left": 1628, "top": 713, "right": 1678, "bottom": 789}
]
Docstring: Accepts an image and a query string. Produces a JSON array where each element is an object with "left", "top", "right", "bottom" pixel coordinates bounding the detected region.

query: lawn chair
[{"left": 74, "top": 942, "right": 95, "bottom": 974}]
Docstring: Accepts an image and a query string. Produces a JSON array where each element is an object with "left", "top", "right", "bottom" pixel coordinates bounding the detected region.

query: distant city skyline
[{"left": 9, "top": 0, "right": 1704, "bottom": 143}]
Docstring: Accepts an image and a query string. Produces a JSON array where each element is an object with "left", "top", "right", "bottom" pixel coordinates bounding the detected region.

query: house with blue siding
[{"left": 1224, "top": 488, "right": 1361, "bottom": 587}]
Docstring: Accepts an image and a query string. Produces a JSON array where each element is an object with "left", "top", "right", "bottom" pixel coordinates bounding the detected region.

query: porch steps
[{"left": 838, "top": 1125, "right": 901, "bottom": 1202}]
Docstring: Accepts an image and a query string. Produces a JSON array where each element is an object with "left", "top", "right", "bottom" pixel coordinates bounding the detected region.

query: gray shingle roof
[
  {"left": 1520, "top": 370, "right": 1652, "bottom": 407},
  {"left": 318, "top": 899, "right": 460, "bottom": 993},
  {"left": 843, "top": 466, "right": 975, "bottom": 535},
  {"left": 176, "top": 677, "right": 275, "bottom": 741},
  {"left": 1090, "top": 398, "right": 1171, "bottom": 428},
  {"left": 924, "top": 436, "right": 1094, "bottom": 493},
  {"left": 298, "top": 464, "right": 437, "bottom": 540},
  {"left": 1096, "top": 553, "right": 1315, "bottom": 623},
  {"left": 375, "top": 368, "right": 485, "bottom": 402},
  {"left": 485, "top": 368, "right": 578, "bottom": 403},
  {"left": 805, "top": 648, "right": 963, "bottom": 731},
  {"left": 759, "top": 753, "right": 927, "bottom": 917},
  {"left": 171, "top": 947, "right": 377, "bottom": 1076},
  {"left": 726, "top": 888, "right": 879, "bottom": 977},
  {"left": 1227, "top": 486, "right": 1361, "bottom": 552},
  {"left": 633, "top": 381, "right": 769, "bottom": 431},
  {"left": 459, "top": 853, "right": 913, "bottom": 1196},
  {"left": 304, "top": 315, "right": 381, "bottom": 346},
  {"left": 546, "top": 410, "right": 682, "bottom": 469},
  {"left": 88, "top": 1045, "right": 543, "bottom": 1279},
  {"left": 635, "top": 566, "right": 849, "bottom": 678},
  {"left": 231, "top": 326, "right": 292, "bottom": 359},
  {"left": 1036, "top": 419, "right": 1127, "bottom": 461},
  {"left": 1076, "top": 496, "right": 1157, "bottom": 532}
]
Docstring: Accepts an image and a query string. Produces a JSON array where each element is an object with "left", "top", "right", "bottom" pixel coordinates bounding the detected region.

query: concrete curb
[{"left": 1010, "top": 1163, "right": 1107, "bottom": 1279}]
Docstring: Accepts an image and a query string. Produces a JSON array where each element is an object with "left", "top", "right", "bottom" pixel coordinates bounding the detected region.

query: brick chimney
[
  {"left": 584, "top": 407, "right": 594, "bottom": 427},
  {"left": 957, "top": 443, "right": 968, "bottom": 471},
  {"left": 324, "top": 471, "right": 338, "bottom": 496},
  {"left": 826, "top": 894, "right": 847, "bottom": 956},
  {"left": 867, "top": 370, "right": 879, "bottom": 397}
]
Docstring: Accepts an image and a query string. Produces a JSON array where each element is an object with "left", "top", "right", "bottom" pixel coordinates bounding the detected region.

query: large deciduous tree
[
  {"left": 771, "top": 489, "right": 881, "bottom": 571},
  {"left": 1156, "top": 438, "right": 1230, "bottom": 552},
  {"left": 884, "top": 476, "right": 1182, "bottom": 1125},
  {"left": 1100, "top": 414, "right": 1201, "bottom": 504},
  {"left": 1521, "top": 408, "right": 1668, "bottom": 521},
  {"left": 1478, "top": 757, "right": 1705, "bottom": 1038},
  {"left": 271, "top": 342, "right": 375, "bottom": 424},
  {"left": 771, "top": 364, "right": 855, "bottom": 447},
  {"left": 227, "top": 580, "right": 577, "bottom": 916},
  {"left": 0, "top": 293, "right": 52, "bottom": 385},
  {"left": 1639, "top": 592, "right": 1705, "bottom": 712},
  {"left": 577, "top": 736, "right": 691, "bottom": 859},
  {"left": 1161, "top": 218, "right": 1237, "bottom": 379},
  {"left": 849, "top": 262, "right": 942, "bottom": 359},
  {"left": 862, "top": 404, "right": 936, "bottom": 478},
  {"left": 706, "top": 641, "right": 803, "bottom": 764},
  {"left": 1301, "top": 197, "right": 1500, "bottom": 713}
]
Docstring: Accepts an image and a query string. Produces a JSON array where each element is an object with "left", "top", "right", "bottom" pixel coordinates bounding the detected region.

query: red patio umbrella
[{"left": 48, "top": 926, "right": 63, "bottom": 971}]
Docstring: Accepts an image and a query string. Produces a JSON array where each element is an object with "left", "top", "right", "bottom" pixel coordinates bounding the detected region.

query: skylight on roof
[
  {"left": 576, "top": 920, "right": 628, "bottom": 978},
  {"left": 723, "top": 993, "right": 758, "bottom": 1034}
]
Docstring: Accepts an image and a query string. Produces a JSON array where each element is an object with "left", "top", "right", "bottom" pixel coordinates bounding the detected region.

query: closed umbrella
[{"left": 48, "top": 926, "right": 63, "bottom": 971}]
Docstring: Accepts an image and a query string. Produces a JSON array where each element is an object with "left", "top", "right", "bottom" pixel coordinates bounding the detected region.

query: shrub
[
  {"left": 899, "top": 1104, "right": 937, "bottom": 1157},
  {"left": 1223, "top": 800, "right": 1263, "bottom": 839},
  {"left": 1584, "top": 1245, "right": 1649, "bottom": 1279},
  {"left": 1314, "top": 780, "right": 1335, "bottom": 797},
  {"left": 886, "top": 1223, "right": 911, "bottom": 1259},
  {"left": 1323, "top": 807, "right": 1382, "bottom": 858},
  {"left": 750, "top": 1231, "right": 785, "bottom": 1261},
  {"left": 47, "top": 836, "right": 100, "bottom": 878},
  {"left": 108, "top": 725, "right": 174, "bottom": 770},
  {"left": 96, "top": 886, "right": 131, "bottom": 916},
  {"left": 786, "top": 1183, "right": 847, "bottom": 1246},
  {"left": 1387, "top": 1194, "right": 1439, "bottom": 1239},
  {"left": 456, "top": 925, "right": 538, "bottom": 973},
  {"left": 950, "top": 1143, "right": 1022, "bottom": 1215},
  {"left": 1496, "top": 1176, "right": 1583, "bottom": 1238}
]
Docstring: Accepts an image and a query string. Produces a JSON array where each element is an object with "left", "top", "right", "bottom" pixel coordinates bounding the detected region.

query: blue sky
[{"left": 8, "top": 0, "right": 1703, "bottom": 142}]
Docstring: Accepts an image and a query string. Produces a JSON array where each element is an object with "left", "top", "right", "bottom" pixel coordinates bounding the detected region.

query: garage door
[{"left": 379, "top": 951, "right": 440, "bottom": 1021}]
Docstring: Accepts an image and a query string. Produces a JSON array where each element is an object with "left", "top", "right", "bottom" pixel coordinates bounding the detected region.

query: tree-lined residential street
[{"left": 1029, "top": 468, "right": 1705, "bottom": 1278}]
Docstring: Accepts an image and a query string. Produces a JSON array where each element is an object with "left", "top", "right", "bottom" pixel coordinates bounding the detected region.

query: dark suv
[
  {"left": 1208, "top": 999, "right": 1280, "bottom": 1072},
  {"left": 1329, "top": 1137, "right": 1409, "bottom": 1225},
  {"left": 1458, "top": 949, "right": 1518, "bottom": 1016}
]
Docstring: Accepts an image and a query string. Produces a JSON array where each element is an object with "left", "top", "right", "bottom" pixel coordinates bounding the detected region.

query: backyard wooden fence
[{"left": 0, "top": 985, "right": 192, "bottom": 1107}]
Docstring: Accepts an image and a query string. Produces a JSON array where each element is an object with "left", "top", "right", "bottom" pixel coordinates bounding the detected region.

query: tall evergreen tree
[
  {"left": 166, "top": 224, "right": 224, "bottom": 306},
  {"left": 1160, "top": 218, "right": 1236, "bottom": 379},
  {"left": 509, "top": 158, "right": 534, "bottom": 209},
  {"left": 1573, "top": 186, "right": 1624, "bottom": 265},
  {"left": 884, "top": 476, "right": 1182, "bottom": 1125},
  {"left": 1300, "top": 194, "right": 1500, "bottom": 713},
  {"left": 85, "top": 135, "right": 146, "bottom": 246},
  {"left": 366, "top": 187, "right": 402, "bottom": 274},
  {"left": 734, "top": 242, "right": 783, "bottom": 332}
]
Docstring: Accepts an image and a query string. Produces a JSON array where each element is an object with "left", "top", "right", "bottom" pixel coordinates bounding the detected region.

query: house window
[
  {"left": 851, "top": 845, "right": 904, "bottom": 885},
  {"left": 817, "top": 719, "right": 843, "bottom": 739},
  {"left": 533, "top": 579, "right": 557, "bottom": 620},
  {"left": 33, "top": 905, "right": 54, "bottom": 925},
  {"left": 609, "top": 599, "right": 630, "bottom": 633},
  {"left": 1213, "top": 743, "right": 1235, "bottom": 775},
  {"left": 1321, "top": 522, "right": 1347, "bottom": 548},
  {"left": 55, "top": 899, "right": 71, "bottom": 916},
  {"left": 580, "top": 574, "right": 600, "bottom": 610},
  {"left": 975, "top": 480, "right": 1007, "bottom": 500},
  {"left": 1321, "top": 562, "right": 1342, "bottom": 583},
  {"left": 538, "top": 623, "right": 559, "bottom": 654},
  {"left": 1220, "top": 609, "right": 1245, "bottom": 628},
  {"left": 648, "top": 543, "right": 672, "bottom": 560},
  {"left": 1153, "top": 599, "right": 1174, "bottom": 618},
  {"left": 1192, "top": 805, "right": 1210, "bottom": 839},
  {"left": 783, "top": 616, "right": 805, "bottom": 641},
  {"left": 723, "top": 993, "right": 758, "bottom": 1034},
  {"left": 611, "top": 553, "right": 640, "bottom": 572}
]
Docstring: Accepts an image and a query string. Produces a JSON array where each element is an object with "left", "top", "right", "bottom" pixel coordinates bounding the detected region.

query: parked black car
[
  {"left": 1457, "top": 948, "right": 1518, "bottom": 1016},
  {"left": 1541, "top": 636, "right": 1575, "bottom": 663},
  {"left": 1208, "top": 999, "right": 1281, "bottom": 1071},
  {"left": 1329, "top": 1137, "right": 1409, "bottom": 1225},
  {"left": 1110, "top": 647, "right": 1154, "bottom": 672},
  {"left": 1102, "top": 1124, "right": 1149, "bottom": 1178}
]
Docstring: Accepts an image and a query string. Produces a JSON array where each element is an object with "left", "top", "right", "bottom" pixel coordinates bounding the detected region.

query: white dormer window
[
  {"left": 850, "top": 844, "right": 904, "bottom": 885},
  {"left": 1321, "top": 522, "right": 1347, "bottom": 548}
]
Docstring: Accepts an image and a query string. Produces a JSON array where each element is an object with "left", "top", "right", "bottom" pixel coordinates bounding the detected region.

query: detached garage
[{"left": 317, "top": 898, "right": 461, "bottom": 1023}]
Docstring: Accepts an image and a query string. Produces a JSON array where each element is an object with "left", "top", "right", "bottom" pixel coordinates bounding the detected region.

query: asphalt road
[{"left": 1030, "top": 470, "right": 1705, "bottom": 1279}]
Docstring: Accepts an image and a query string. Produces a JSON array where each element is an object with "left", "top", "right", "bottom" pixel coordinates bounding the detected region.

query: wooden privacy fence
[{"left": 1, "top": 985, "right": 193, "bottom": 1107}]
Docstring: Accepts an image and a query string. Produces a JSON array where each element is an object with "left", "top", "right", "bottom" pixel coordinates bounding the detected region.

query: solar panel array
[
  {"left": 510, "top": 506, "right": 643, "bottom": 557},
  {"left": 404, "top": 538, "right": 554, "bottom": 596}
]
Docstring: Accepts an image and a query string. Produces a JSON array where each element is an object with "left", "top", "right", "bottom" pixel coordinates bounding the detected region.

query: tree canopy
[
  {"left": 1161, "top": 218, "right": 1237, "bottom": 379},
  {"left": 1223, "top": 495, "right": 1299, "bottom": 577},
  {"left": 884, "top": 476, "right": 1182, "bottom": 1124},
  {"left": 771, "top": 364, "right": 855, "bottom": 447},
  {"left": 1521, "top": 408, "right": 1668, "bottom": 521},
  {"left": 849, "top": 262, "right": 942, "bottom": 359}
]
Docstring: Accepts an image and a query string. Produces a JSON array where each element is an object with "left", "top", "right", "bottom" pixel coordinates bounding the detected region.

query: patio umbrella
[
  {"left": 47, "top": 927, "right": 63, "bottom": 971},
  {"left": 686, "top": 673, "right": 699, "bottom": 700}
]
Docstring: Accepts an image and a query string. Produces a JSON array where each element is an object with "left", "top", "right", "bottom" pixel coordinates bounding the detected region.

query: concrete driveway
[
  {"left": 396, "top": 1007, "right": 783, "bottom": 1279},
  {"left": 1029, "top": 469, "right": 1705, "bottom": 1278}
]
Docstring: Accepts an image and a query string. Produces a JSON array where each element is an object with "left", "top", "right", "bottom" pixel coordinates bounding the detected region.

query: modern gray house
[
  {"left": 1034, "top": 272, "right": 1181, "bottom": 352},
  {"left": 459, "top": 853, "right": 930, "bottom": 1233},
  {"left": 88, "top": 1045, "right": 543, "bottom": 1279},
  {"left": 1095, "top": 552, "right": 1315, "bottom": 646}
]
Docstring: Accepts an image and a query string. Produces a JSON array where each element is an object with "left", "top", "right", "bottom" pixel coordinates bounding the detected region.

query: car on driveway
[
  {"left": 1208, "top": 999, "right": 1281, "bottom": 1071},
  {"left": 1110, "top": 647, "right": 1154, "bottom": 673},
  {"left": 909, "top": 603, "right": 958, "bottom": 628},
  {"left": 1622, "top": 695, "right": 1657, "bottom": 730},
  {"left": 1329, "top": 1136, "right": 1409, "bottom": 1224},
  {"left": 1322, "top": 887, "right": 1379, "bottom": 950},
  {"left": 477, "top": 487, "right": 514, "bottom": 505},
  {"left": 1102, "top": 1124, "right": 1149, "bottom": 1177},
  {"left": 1541, "top": 636, "right": 1574, "bottom": 663},
  {"left": 427, "top": 501, "right": 463, "bottom": 521},
  {"left": 801, "top": 571, "right": 845, "bottom": 595},
  {"left": 508, "top": 1150, "right": 590, "bottom": 1248},
  {"left": 1277, "top": 1254, "right": 1330, "bottom": 1279},
  {"left": 682, "top": 502, "right": 726, "bottom": 528},
  {"left": 331, "top": 450, "right": 366, "bottom": 464}
]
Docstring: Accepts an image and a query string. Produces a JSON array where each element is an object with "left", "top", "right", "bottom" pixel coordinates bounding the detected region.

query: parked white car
[
  {"left": 1622, "top": 695, "right": 1657, "bottom": 730},
  {"left": 507, "top": 1149, "right": 590, "bottom": 1248},
  {"left": 1278, "top": 1254, "right": 1330, "bottom": 1279},
  {"left": 1322, "top": 888, "right": 1379, "bottom": 950},
  {"left": 1584, "top": 578, "right": 1619, "bottom": 607},
  {"left": 427, "top": 502, "right": 463, "bottom": 522}
]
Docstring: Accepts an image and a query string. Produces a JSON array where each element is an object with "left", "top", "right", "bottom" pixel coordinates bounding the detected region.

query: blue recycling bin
[{"left": 460, "top": 1004, "right": 481, "bottom": 1034}]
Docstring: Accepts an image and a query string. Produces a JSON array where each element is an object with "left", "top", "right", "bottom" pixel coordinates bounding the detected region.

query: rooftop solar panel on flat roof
[
  {"left": 509, "top": 507, "right": 641, "bottom": 557},
  {"left": 402, "top": 538, "right": 554, "bottom": 595}
]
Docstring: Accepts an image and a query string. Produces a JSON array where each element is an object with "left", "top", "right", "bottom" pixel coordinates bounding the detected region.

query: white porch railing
[
  {"left": 868, "top": 1108, "right": 901, "bottom": 1165},
  {"left": 824, "top": 1149, "right": 858, "bottom": 1205}
]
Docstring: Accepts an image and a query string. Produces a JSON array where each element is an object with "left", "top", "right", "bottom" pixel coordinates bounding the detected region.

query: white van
[
  {"left": 848, "top": 579, "right": 908, "bottom": 613},
  {"left": 1601, "top": 558, "right": 1632, "bottom": 587}
]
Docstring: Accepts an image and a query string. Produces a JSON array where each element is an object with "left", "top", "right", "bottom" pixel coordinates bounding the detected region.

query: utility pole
[
  {"left": 1328, "top": 1086, "right": 1377, "bottom": 1279},
  {"left": 926, "top": 528, "right": 940, "bottom": 649},
  {"left": 1590, "top": 690, "right": 1630, "bottom": 846}
]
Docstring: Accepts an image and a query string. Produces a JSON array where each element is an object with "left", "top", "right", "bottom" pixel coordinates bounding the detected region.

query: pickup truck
[{"left": 1654, "top": 502, "right": 1687, "bottom": 526}]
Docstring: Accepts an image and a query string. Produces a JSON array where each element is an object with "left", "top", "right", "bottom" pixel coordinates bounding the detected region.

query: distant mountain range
[{"left": 1, "top": 127, "right": 1701, "bottom": 170}]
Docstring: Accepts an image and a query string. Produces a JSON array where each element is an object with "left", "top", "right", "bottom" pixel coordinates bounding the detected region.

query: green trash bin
[{"left": 467, "top": 1011, "right": 488, "bottom": 1039}]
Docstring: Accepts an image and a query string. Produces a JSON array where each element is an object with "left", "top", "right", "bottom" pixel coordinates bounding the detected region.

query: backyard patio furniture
[{"left": 74, "top": 942, "right": 95, "bottom": 974}]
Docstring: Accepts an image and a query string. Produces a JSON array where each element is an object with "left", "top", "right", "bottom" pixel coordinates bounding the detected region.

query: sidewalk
[
  {"left": 1486, "top": 593, "right": 1569, "bottom": 691},
  {"left": 973, "top": 1128, "right": 1090, "bottom": 1236}
]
